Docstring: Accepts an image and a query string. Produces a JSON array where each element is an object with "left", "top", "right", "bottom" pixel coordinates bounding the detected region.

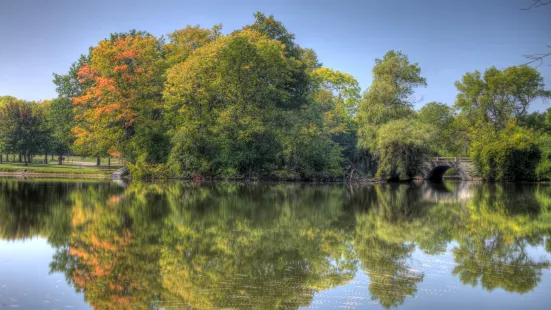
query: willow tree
[{"left": 357, "top": 50, "right": 432, "bottom": 180}]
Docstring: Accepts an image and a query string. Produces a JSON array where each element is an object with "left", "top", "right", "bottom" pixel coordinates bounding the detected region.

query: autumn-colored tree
[{"left": 73, "top": 30, "right": 167, "bottom": 164}]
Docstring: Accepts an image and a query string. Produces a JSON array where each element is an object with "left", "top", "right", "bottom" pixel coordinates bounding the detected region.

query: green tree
[
  {"left": 535, "top": 134, "right": 551, "bottom": 180},
  {"left": 473, "top": 124, "right": 541, "bottom": 181},
  {"left": 357, "top": 50, "right": 430, "bottom": 180},
  {"left": 518, "top": 109, "right": 551, "bottom": 133},
  {"left": 164, "top": 18, "right": 342, "bottom": 180},
  {"left": 247, "top": 12, "right": 300, "bottom": 58},
  {"left": 418, "top": 101, "right": 464, "bottom": 156},
  {"left": 375, "top": 119, "right": 435, "bottom": 180},
  {"left": 165, "top": 24, "right": 221, "bottom": 66},
  {"left": 164, "top": 30, "right": 292, "bottom": 178},
  {"left": 455, "top": 66, "right": 550, "bottom": 130},
  {"left": 455, "top": 66, "right": 550, "bottom": 180},
  {"left": 0, "top": 98, "right": 47, "bottom": 165},
  {"left": 48, "top": 98, "right": 75, "bottom": 164},
  {"left": 53, "top": 53, "right": 91, "bottom": 162},
  {"left": 32, "top": 100, "right": 54, "bottom": 163}
]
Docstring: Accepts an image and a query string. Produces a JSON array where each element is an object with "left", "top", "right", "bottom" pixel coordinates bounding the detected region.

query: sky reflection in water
[{"left": 0, "top": 179, "right": 550, "bottom": 309}]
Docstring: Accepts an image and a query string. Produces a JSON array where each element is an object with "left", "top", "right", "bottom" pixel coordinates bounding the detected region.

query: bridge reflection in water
[{"left": 420, "top": 181, "right": 475, "bottom": 204}]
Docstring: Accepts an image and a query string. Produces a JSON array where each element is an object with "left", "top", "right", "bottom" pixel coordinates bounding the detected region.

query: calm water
[{"left": 0, "top": 179, "right": 550, "bottom": 310}]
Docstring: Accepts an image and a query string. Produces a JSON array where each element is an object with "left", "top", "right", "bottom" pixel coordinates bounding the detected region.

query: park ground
[{"left": 0, "top": 156, "right": 122, "bottom": 176}]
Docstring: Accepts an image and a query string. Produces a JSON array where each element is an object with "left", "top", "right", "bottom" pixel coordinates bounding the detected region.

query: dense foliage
[
  {"left": 356, "top": 50, "right": 433, "bottom": 180},
  {"left": 1, "top": 13, "right": 550, "bottom": 181},
  {"left": 0, "top": 96, "right": 52, "bottom": 164},
  {"left": 454, "top": 66, "right": 551, "bottom": 180}
]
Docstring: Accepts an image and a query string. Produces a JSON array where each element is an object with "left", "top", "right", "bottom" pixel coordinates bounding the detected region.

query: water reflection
[{"left": 1, "top": 179, "right": 550, "bottom": 309}]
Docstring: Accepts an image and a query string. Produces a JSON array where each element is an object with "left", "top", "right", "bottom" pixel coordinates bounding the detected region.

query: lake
[{"left": 0, "top": 178, "right": 550, "bottom": 309}]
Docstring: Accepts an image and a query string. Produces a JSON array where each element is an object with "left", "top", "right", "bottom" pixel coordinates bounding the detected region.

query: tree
[
  {"left": 536, "top": 134, "right": 551, "bottom": 180},
  {"left": 310, "top": 67, "right": 360, "bottom": 123},
  {"left": 356, "top": 50, "right": 429, "bottom": 180},
  {"left": 73, "top": 30, "right": 167, "bottom": 165},
  {"left": 518, "top": 108, "right": 551, "bottom": 134},
  {"left": 247, "top": 12, "right": 300, "bottom": 58},
  {"left": 165, "top": 24, "right": 221, "bottom": 66},
  {"left": 164, "top": 18, "right": 341, "bottom": 180},
  {"left": 0, "top": 98, "right": 48, "bottom": 165},
  {"left": 164, "top": 30, "right": 292, "bottom": 178},
  {"left": 0, "top": 96, "right": 21, "bottom": 161},
  {"left": 53, "top": 54, "right": 91, "bottom": 100},
  {"left": 455, "top": 66, "right": 550, "bottom": 130},
  {"left": 48, "top": 98, "right": 75, "bottom": 164},
  {"left": 246, "top": 12, "right": 310, "bottom": 106},
  {"left": 308, "top": 67, "right": 361, "bottom": 175},
  {"left": 455, "top": 66, "right": 550, "bottom": 180},
  {"left": 418, "top": 102, "right": 464, "bottom": 156},
  {"left": 33, "top": 100, "right": 54, "bottom": 163},
  {"left": 375, "top": 118, "right": 435, "bottom": 180},
  {"left": 53, "top": 53, "right": 92, "bottom": 163}
]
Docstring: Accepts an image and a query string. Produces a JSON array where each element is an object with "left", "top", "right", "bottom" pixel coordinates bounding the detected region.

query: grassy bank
[{"left": 0, "top": 162, "right": 118, "bottom": 175}]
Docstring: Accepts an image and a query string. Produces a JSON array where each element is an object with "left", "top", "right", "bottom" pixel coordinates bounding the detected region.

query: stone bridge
[{"left": 421, "top": 157, "right": 475, "bottom": 181}]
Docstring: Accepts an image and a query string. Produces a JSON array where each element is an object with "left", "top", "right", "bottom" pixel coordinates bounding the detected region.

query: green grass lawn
[
  {"left": 50, "top": 156, "right": 122, "bottom": 166},
  {"left": 0, "top": 162, "right": 117, "bottom": 175}
]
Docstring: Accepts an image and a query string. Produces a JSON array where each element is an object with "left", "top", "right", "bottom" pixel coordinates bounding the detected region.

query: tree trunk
[
  {"left": 19, "top": 153, "right": 22, "bottom": 163},
  {"left": 58, "top": 154, "right": 63, "bottom": 165},
  {"left": 0, "top": 153, "right": 2, "bottom": 164},
  {"left": 24, "top": 153, "right": 28, "bottom": 166},
  {"left": 97, "top": 156, "right": 100, "bottom": 167},
  {"left": 108, "top": 157, "right": 111, "bottom": 167},
  {"left": 51, "top": 153, "right": 54, "bottom": 160},
  {"left": 44, "top": 152, "right": 48, "bottom": 164},
  {"left": 5, "top": 153, "right": 8, "bottom": 162}
]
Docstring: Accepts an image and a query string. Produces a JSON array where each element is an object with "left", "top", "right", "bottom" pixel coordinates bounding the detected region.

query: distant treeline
[{"left": 1, "top": 12, "right": 550, "bottom": 181}]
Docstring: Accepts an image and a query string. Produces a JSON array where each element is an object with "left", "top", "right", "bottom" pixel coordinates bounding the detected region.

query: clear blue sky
[{"left": 1, "top": 0, "right": 550, "bottom": 110}]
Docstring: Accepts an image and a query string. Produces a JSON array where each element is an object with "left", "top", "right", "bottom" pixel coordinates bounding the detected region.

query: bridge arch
[{"left": 422, "top": 158, "right": 474, "bottom": 181}]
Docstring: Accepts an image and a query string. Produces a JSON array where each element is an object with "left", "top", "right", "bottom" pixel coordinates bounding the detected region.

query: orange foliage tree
[{"left": 72, "top": 31, "right": 166, "bottom": 162}]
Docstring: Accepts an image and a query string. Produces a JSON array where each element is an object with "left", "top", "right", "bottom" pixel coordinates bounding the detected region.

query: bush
[
  {"left": 128, "top": 154, "right": 172, "bottom": 180},
  {"left": 473, "top": 126, "right": 540, "bottom": 181},
  {"left": 536, "top": 135, "right": 551, "bottom": 180}
]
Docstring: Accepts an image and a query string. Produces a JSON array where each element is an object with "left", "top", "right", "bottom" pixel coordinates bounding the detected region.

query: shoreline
[
  {"left": 0, "top": 172, "right": 549, "bottom": 184},
  {"left": 0, "top": 172, "right": 112, "bottom": 179}
]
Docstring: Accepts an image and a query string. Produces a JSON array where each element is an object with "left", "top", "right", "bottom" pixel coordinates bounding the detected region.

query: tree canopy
[{"left": 1, "top": 12, "right": 550, "bottom": 181}]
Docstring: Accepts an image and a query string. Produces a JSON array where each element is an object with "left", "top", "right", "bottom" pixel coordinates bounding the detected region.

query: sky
[{"left": 0, "top": 0, "right": 550, "bottom": 110}]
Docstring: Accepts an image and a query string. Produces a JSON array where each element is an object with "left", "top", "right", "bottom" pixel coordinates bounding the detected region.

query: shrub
[{"left": 473, "top": 126, "right": 540, "bottom": 181}]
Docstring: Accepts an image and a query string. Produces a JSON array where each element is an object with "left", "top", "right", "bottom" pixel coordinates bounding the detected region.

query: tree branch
[
  {"left": 523, "top": 46, "right": 551, "bottom": 67},
  {"left": 521, "top": 0, "right": 551, "bottom": 10}
]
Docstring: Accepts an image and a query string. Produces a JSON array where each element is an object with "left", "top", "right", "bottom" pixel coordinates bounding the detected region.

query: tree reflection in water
[{"left": 1, "top": 178, "right": 550, "bottom": 309}]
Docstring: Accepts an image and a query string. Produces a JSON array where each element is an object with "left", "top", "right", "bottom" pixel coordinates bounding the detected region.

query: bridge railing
[{"left": 433, "top": 157, "right": 471, "bottom": 161}]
